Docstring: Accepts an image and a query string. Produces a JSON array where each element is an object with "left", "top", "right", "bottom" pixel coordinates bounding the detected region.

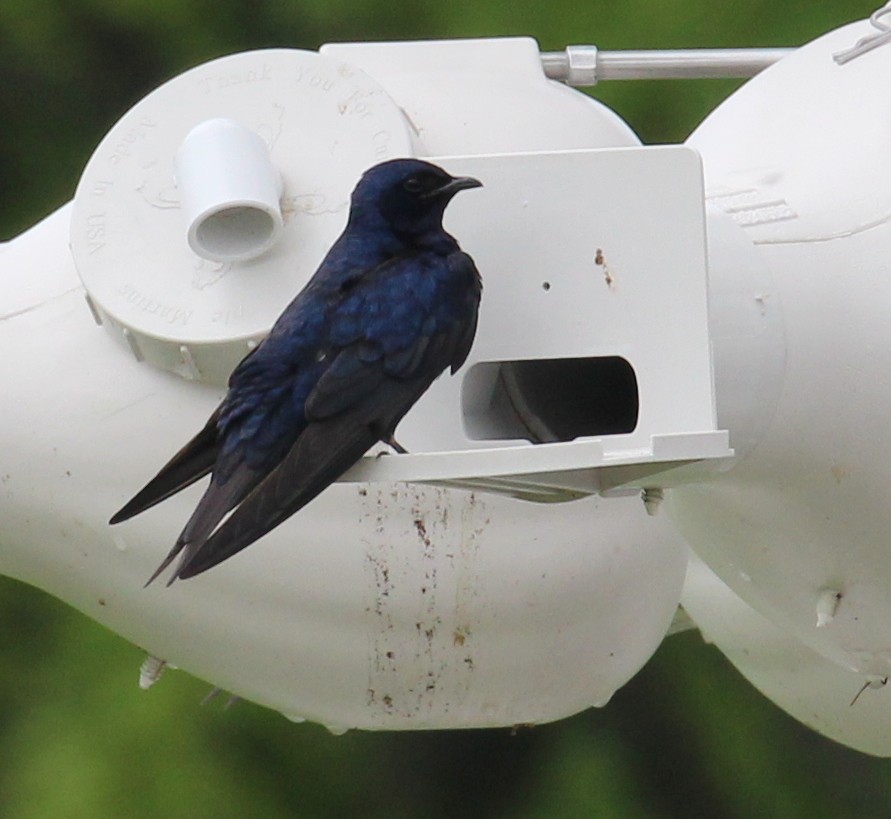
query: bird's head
[{"left": 348, "top": 158, "right": 482, "bottom": 239}]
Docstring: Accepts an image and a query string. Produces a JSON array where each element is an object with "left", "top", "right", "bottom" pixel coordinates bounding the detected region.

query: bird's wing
[
  {"left": 174, "top": 271, "right": 477, "bottom": 579},
  {"left": 305, "top": 252, "right": 477, "bottom": 421},
  {"left": 147, "top": 381, "right": 314, "bottom": 584},
  {"left": 108, "top": 413, "right": 221, "bottom": 524},
  {"left": 174, "top": 408, "right": 386, "bottom": 579},
  {"left": 145, "top": 460, "right": 267, "bottom": 585},
  {"left": 170, "top": 251, "right": 479, "bottom": 581}
]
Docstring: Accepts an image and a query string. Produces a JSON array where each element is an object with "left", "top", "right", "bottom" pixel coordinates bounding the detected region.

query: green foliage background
[{"left": 0, "top": 1, "right": 888, "bottom": 816}]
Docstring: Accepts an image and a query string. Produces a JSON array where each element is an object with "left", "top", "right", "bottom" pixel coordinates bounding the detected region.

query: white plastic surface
[
  {"left": 1, "top": 207, "right": 688, "bottom": 728},
  {"left": 673, "top": 19, "right": 891, "bottom": 679},
  {"left": 71, "top": 48, "right": 416, "bottom": 384},
  {"left": 695, "top": 205, "right": 785, "bottom": 463},
  {"left": 342, "top": 146, "right": 732, "bottom": 496},
  {"left": 175, "top": 117, "right": 284, "bottom": 262},
  {"left": 683, "top": 554, "right": 891, "bottom": 757},
  {"left": 321, "top": 38, "right": 639, "bottom": 156},
  {"left": 70, "top": 38, "right": 729, "bottom": 500},
  {"left": 71, "top": 39, "right": 641, "bottom": 388},
  {"left": 15, "top": 22, "right": 891, "bottom": 742},
  {"left": 2, "top": 39, "right": 694, "bottom": 729}
]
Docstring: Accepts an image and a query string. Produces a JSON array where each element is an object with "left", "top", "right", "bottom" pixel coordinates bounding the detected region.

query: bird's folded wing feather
[
  {"left": 176, "top": 411, "right": 382, "bottom": 578},
  {"left": 108, "top": 413, "right": 221, "bottom": 524},
  {"left": 176, "top": 257, "right": 479, "bottom": 579}
]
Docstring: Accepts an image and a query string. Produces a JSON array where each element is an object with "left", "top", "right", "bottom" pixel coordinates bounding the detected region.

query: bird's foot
[{"left": 384, "top": 435, "right": 409, "bottom": 455}]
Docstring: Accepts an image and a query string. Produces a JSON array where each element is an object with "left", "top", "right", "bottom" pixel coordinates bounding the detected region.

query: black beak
[{"left": 425, "top": 175, "right": 483, "bottom": 199}]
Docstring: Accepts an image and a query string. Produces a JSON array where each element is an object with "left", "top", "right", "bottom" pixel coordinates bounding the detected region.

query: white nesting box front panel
[{"left": 392, "top": 146, "right": 720, "bottom": 462}]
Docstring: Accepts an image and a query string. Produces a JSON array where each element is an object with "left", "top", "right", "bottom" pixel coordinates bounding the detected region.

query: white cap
[{"left": 175, "top": 117, "right": 284, "bottom": 263}]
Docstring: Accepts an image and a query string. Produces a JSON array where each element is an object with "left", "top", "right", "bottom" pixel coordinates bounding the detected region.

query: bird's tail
[
  {"left": 176, "top": 418, "right": 380, "bottom": 580},
  {"left": 146, "top": 462, "right": 264, "bottom": 586}
]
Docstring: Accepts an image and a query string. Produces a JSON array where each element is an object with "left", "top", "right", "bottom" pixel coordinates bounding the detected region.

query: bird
[{"left": 110, "top": 158, "right": 483, "bottom": 585}]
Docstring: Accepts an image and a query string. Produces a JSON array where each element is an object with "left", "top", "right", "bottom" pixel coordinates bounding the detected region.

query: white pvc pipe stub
[{"left": 175, "top": 118, "right": 284, "bottom": 263}]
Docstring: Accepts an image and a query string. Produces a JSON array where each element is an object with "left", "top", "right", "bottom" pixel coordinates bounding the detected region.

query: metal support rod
[{"left": 541, "top": 47, "right": 795, "bottom": 86}]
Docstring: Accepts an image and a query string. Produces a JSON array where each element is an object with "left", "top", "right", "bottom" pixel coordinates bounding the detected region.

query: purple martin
[{"left": 110, "top": 158, "right": 482, "bottom": 585}]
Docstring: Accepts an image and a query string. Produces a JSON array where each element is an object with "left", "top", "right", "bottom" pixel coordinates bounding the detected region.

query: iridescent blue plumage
[{"left": 110, "top": 159, "right": 482, "bottom": 584}]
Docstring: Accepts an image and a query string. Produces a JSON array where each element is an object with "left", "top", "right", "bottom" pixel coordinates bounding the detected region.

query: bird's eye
[{"left": 403, "top": 176, "right": 425, "bottom": 193}]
